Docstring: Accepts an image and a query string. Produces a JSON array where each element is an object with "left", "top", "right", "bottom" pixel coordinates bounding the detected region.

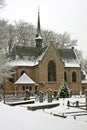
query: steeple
[
  {"left": 37, "top": 6, "right": 41, "bottom": 35},
  {"left": 35, "top": 6, "right": 43, "bottom": 49}
]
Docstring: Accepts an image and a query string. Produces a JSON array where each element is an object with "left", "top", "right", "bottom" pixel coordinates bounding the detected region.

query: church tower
[{"left": 35, "top": 6, "right": 43, "bottom": 49}]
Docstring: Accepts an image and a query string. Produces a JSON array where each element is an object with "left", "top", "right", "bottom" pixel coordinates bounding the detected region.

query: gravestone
[
  {"left": 48, "top": 88, "right": 52, "bottom": 103},
  {"left": 25, "top": 89, "right": 30, "bottom": 100},
  {"left": 76, "top": 101, "right": 79, "bottom": 107},
  {"left": 39, "top": 91, "right": 44, "bottom": 103},
  {"left": 85, "top": 90, "right": 87, "bottom": 110},
  {"left": 67, "top": 100, "right": 70, "bottom": 107}
]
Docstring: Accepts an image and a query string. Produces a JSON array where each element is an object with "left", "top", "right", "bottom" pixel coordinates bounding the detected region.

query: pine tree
[{"left": 58, "top": 81, "right": 71, "bottom": 98}]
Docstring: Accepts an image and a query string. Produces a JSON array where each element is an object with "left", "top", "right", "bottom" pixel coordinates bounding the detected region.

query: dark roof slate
[
  {"left": 58, "top": 48, "right": 76, "bottom": 59},
  {"left": 10, "top": 45, "right": 80, "bottom": 67}
]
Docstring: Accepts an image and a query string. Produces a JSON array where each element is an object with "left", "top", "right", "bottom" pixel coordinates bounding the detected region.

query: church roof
[
  {"left": 58, "top": 48, "right": 76, "bottom": 59},
  {"left": 7, "top": 60, "right": 38, "bottom": 67},
  {"left": 57, "top": 48, "right": 80, "bottom": 67},
  {"left": 63, "top": 59, "right": 80, "bottom": 68},
  {"left": 14, "top": 73, "right": 36, "bottom": 85},
  {"left": 9, "top": 44, "right": 80, "bottom": 68}
]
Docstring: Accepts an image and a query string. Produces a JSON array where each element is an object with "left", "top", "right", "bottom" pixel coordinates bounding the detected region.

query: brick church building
[{"left": 4, "top": 9, "right": 87, "bottom": 95}]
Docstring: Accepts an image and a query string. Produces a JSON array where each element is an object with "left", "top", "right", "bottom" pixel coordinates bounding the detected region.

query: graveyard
[
  {"left": 1, "top": 88, "right": 87, "bottom": 130},
  {"left": 0, "top": 94, "right": 87, "bottom": 130}
]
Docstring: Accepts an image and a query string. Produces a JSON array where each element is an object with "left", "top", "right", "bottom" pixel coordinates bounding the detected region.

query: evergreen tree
[{"left": 58, "top": 81, "right": 71, "bottom": 98}]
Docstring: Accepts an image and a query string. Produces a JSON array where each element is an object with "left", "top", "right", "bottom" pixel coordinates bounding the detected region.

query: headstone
[
  {"left": 25, "top": 89, "right": 30, "bottom": 100},
  {"left": 48, "top": 88, "right": 52, "bottom": 103},
  {"left": 67, "top": 100, "right": 70, "bottom": 107},
  {"left": 39, "top": 91, "right": 44, "bottom": 103},
  {"left": 76, "top": 101, "right": 79, "bottom": 107},
  {"left": 85, "top": 90, "right": 87, "bottom": 110},
  {"left": 74, "top": 116, "right": 76, "bottom": 120}
]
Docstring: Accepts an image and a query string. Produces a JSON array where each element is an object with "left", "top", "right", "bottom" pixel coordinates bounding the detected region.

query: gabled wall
[{"left": 35, "top": 42, "right": 64, "bottom": 91}]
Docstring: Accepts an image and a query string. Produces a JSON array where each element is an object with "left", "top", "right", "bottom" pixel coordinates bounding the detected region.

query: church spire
[
  {"left": 37, "top": 6, "right": 41, "bottom": 34},
  {"left": 35, "top": 6, "right": 43, "bottom": 49}
]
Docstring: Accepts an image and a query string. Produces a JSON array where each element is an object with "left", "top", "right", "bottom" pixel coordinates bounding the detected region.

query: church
[{"left": 4, "top": 9, "right": 87, "bottom": 95}]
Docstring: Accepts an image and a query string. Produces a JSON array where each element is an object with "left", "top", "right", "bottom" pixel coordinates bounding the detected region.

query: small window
[
  {"left": 72, "top": 71, "right": 77, "bottom": 82},
  {"left": 82, "top": 86, "right": 86, "bottom": 91},
  {"left": 22, "top": 86, "right": 25, "bottom": 91},
  {"left": 64, "top": 72, "right": 67, "bottom": 82},
  {"left": 29, "top": 86, "right": 32, "bottom": 91},
  {"left": 26, "top": 86, "right": 28, "bottom": 90}
]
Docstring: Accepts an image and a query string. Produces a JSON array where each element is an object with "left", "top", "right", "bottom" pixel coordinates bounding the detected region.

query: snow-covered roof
[
  {"left": 15, "top": 73, "right": 36, "bottom": 85},
  {"left": 62, "top": 59, "right": 80, "bottom": 68},
  {"left": 81, "top": 79, "right": 87, "bottom": 84},
  {"left": 34, "top": 48, "right": 48, "bottom": 64},
  {"left": 8, "top": 44, "right": 80, "bottom": 68},
  {"left": 57, "top": 48, "right": 80, "bottom": 68},
  {"left": 6, "top": 60, "right": 38, "bottom": 67}
]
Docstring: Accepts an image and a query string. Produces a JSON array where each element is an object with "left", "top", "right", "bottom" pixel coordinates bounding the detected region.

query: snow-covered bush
[{"left": 58, "top": 81, "right": 71, "bottom": 98}]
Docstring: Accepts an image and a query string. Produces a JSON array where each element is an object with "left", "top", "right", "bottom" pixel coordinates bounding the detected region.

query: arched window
[
  {"left": 72, "top": 71, "right": 77, "bottom": 82},
  {"left": 21, "top": 70, "right": 26, "bottom": 75},
  {"left": 64, "top": 72, "right": 67, "bottom": 82},
  {"left": 48, "top": 61, "right": 56, "bottom": 81}
]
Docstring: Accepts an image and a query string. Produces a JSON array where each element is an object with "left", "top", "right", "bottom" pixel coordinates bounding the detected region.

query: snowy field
[{"left": 0, "top": 96, "right": 87, "bottom": 130}]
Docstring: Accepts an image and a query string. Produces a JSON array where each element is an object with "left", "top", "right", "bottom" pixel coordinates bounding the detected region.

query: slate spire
[
  {"left": 35, "top": 6, "right": 43, "bottom": 49},
  {"left": 37, "top": 6, "right": 41, "bottom": 34}
]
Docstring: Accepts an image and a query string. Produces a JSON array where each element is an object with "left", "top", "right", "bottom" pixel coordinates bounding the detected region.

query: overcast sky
[{"left": 0, "top": 0, "right": 87, "bottom": 57}]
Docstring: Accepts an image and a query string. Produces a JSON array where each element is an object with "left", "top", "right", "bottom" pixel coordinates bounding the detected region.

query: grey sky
[{"left": 0, "top": 0, "right": 87, "bottom": 57}]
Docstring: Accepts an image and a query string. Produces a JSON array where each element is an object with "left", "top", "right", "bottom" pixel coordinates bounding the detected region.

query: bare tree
[
  {"left": 0, "top": 20, "right": 9, "bottom": 50},
  {"left": 42, "top": 30, "right": 55, "bottom": 47},
  {"left": 15, "top": 21, "right": 36, "bottom": 46},
  {"left": 0, "top": 0, "right": 6, "bottom": 9},
  {"left": 55, "top": 32, "right": 77, "bottom": 49},
  {"left": 81, "top": 58, "right": 87, "bottom": 75},
  {"left": 0, "top": 19, "right": 10, "bottom": 86},
  {"left": 8, "top": 24, "right": 16, "bottom": 56},
  {"left": 42, "top": 30, "right": 77, "bottom": 49}
]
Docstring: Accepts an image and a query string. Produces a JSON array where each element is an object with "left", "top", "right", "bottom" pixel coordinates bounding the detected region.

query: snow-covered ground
[{"left": 0, "top": 96, "right": 87, "bottom": 130}]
